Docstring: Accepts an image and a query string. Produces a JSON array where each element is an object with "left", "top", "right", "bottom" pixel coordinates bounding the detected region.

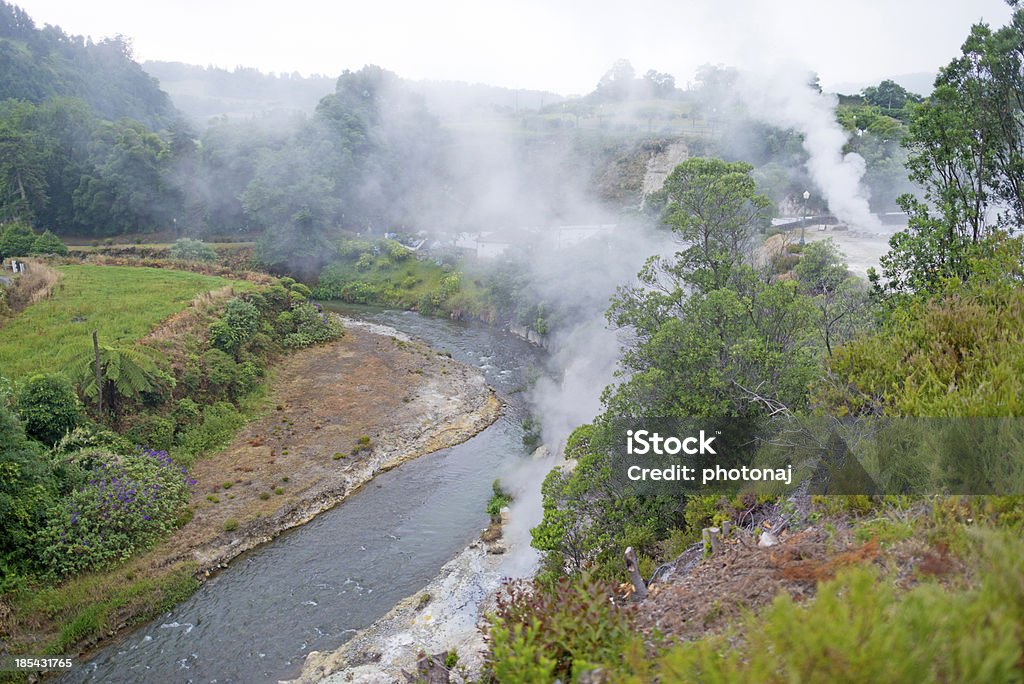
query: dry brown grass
[
  {"left": 1, "top": 258, "right": 62, "bottom": 320},
  {"left": 142, "top": 285, "right": 237, "bottom": 346}
]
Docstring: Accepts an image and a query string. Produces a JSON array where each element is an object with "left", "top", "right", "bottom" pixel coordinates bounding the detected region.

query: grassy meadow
[{"left": 0, "top": 264, "right": 249, "bottom": 380}]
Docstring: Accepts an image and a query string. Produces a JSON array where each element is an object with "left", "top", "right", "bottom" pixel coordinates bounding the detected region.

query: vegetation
[
  {"left": 487, "top": 480, "right": 513, "bottom": 522},
  {"left": 496, "top": 8, "right": 1024, "bottom": 677},
  {"left": 314, "top": 239, "right": 487, "bottom": 317},
  {"left": 1, "top": 0, "right": 1022, "bottom": 676},
  {"left": 0, "top": 222, "right": 67, "bottom": 258},
  {"left": 35, "top": 447, "right": 193, "bottom": 578},
  {"left": 0, "top": 261, "right": 340, "bottom": 598},
  {"left": 488, "top": 523, "right": 1024, "bottom": 683},
  {"left": 0, "top": 265, "right": 241, "bottom": 380},
  {"left": 14, "top": 373, "right": 80, "bottom": 445},
  {"left": 0, "top": 2, "right": 173, "bottom": 127},
  {"left": 168, "top": 237, "right": 217, "bottom": 262}
]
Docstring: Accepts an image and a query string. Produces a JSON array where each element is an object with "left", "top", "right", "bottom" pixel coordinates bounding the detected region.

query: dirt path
[{"left": 154, "top": 323, "right": 502, "bottom": 575}]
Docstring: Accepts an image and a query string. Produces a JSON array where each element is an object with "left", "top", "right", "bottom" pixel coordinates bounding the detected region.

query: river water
[{"left": 63, "top": 307, "right": 545, "bottom": 684}]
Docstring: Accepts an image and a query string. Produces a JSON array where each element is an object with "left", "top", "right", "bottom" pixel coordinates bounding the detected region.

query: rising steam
[{"left": 737, "top": 66, "right": 883, "bottom": 230}]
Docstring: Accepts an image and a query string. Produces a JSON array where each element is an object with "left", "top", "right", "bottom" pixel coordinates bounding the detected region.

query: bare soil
[
  {"left": 152, "top": 324, "right": 502, "bottom": 574},
  {"left": 638, "top": 526, "right": 876, "bottom": 641},
  {"left": 637, "top": 517, "right": 967, "bottom": 645}
]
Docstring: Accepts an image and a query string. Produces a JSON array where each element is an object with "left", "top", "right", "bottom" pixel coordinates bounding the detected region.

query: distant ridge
[{"left": 0, "top": 1, "right": 176, "bottom": 128}]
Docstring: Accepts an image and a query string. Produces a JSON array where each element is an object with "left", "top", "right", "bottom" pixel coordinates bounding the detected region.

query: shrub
[
  {"left": 282, "top": 301, "right": 343, "bottom": 348},
  {"left": 355, "top": 253, "right": 375, "bottom": 271},
  {"left": 176, "top": 402, "right": 245, "bottom": 460},
  {"left": 31, "top": 230, "right": 68, "bottom": 256},
  {"left": 335, "top": 239, "right": 375, "bottom": 260},
  {"left": 0, "top": 222, "right": 37, "bottom": 259},
  {"left": 209, "top": 298, "right": 261, "bottom": 355},
  {"left": 124, "top": 414, "right": 176, "bottom": 452},
  {"left": 171, "top": 398, "right": 201, "bottom": 427},
  {"left": 35, "top": 447, "right": 194, "bottom": 578},
  {"left": 53, "top": 423, "right": 134, "bottom": 459},
  {"left": 223, "top": 518, "right": 238, "bottom": 532},
  {"left": 169, "top": 238, "right": 217, "bottom": 262},
  {"left": 0, "top": 405, "right": 54, "bottom": 576},
  {"left": 656, "top": 531, "right": 1024, "bottom": 682},
  {"left": 15, "top": 373, "right": 81, "bottom": 445},
  {"left": 382, "top": 239, "right": 412, "bottom": 261},
  {"left": 485, "top": 576, "right": 638, "bottom": 683},
  {"left": 201, "top": 349, "right": 260, "bottom": 400},
  {"left": 487, "top": 479, "right": 513, "bottom": 521},
  {"left": 440, "top": 272, "right": 462, "bottom": 297}
]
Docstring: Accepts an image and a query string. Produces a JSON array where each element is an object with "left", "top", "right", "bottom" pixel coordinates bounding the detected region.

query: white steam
[
  {"left": 737, "top": 66, "right": 883, "bottom": 231},
  {"left": 495, "top": 226, "right": 675, "bottom": 578}
]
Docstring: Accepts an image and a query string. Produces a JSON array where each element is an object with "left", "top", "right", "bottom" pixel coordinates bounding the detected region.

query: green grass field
[{"left": 0, "top": 265, "right": 247, "bottom": 380}]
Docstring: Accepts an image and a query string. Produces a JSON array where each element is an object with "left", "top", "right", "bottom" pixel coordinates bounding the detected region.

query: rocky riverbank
[
  {"left": 162, "top": 318, "right": 503, "bottom": 575},
  {"left": 289, "top": 526, "right": 513, "bottom": 684}
]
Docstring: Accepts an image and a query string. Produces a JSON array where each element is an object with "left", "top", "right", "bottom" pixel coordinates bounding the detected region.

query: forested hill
[
  {"left": 0, "top": 1, "right": 174, "bottom": 128},
  {"left": 142, "top": 61, "right": 335, "bottom": 124},
  {"left": 144, "top": 59, "right": 564, "bottom": 127}
]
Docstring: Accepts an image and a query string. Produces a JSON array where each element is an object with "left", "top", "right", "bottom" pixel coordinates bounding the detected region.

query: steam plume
[{"left": 737, "top": 66, "right": 883, "bottom": 230}]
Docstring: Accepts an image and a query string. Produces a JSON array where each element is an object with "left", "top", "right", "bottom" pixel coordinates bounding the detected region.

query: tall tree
[
  {"left": 874, "top": 7, "right": 1024, "bottom": 297},
  {"left": 646, "top": 158, "right": 773, "bottom": 293}
]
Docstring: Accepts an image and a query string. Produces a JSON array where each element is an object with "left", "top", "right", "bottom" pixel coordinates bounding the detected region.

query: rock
[{"left": 758, "top": 530, "right": 780, "bottom": 547}]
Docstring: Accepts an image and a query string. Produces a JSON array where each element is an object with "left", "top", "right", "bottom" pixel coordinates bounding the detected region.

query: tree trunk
[
  {"left": 93, "top": 330, "right": 103, "bottom": 413},
  {"left": 624, "top": 546, "right": 647, "bottom": 601}
]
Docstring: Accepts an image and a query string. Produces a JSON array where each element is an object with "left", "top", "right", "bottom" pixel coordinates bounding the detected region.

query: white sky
[{"left": 14, "top": 0, "right": 1016, "bottom": 94}]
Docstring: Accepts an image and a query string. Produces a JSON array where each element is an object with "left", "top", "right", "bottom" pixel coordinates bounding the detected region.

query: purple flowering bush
[{"left": 36, "top": 447, "right": 194, "bottom": 578}]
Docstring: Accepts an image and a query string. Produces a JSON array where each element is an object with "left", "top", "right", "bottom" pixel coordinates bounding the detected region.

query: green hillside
[
  {"left": 0, "top": 264, "right": 246, "bottom": 379},
  {"left": 0, "top": 2, "right": 174, "bottom": 128}
]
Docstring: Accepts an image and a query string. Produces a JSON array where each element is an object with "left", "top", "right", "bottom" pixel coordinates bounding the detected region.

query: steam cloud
[{"left": 737, "top": 66, "right": 883, "bottom": 230}]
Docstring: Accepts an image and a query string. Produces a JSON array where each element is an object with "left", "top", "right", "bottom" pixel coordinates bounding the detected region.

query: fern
[{"left": 70, "top": 344, "right": 169, "bottom": 405}]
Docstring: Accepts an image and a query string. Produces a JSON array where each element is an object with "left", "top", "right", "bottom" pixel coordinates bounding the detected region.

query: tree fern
[{"left": 70, "top": 343, "right": 169, "bottom": 408}]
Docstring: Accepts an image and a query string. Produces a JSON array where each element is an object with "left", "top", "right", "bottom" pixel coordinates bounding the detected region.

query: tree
[
  {"left": 594, "top": 59, "right": 637, "bottom": 101},
  {"left": 794, "top": 239, "right": 870, "bottom": 357},
  {"left": 646, "top": 158, "right": 773, "bottom": 293},
  {"left": 0, "top": 221, "right": 36, "bottom": 258},
  {"left": 70, "top": 342, "right": 170, "bottom": 413},
  {"left": 609, "top": 159, "right": 813, "bottom": 420},
  {"left": 31, "top": 229, "right": 67, "bottom": 255},
  {"left": 642, "top": 70, "right": 676, "bottom": 99},
  {"left": 873, "top": 9, "right": 1024, "bottom": 298},
  {"left": 15, "top": 373, "right": 80, "bottom": 444},
  {"left": 861, "top": 79, "right": 922, "bottom": 114},
  {"left": 0, "top": 102, "right": 47, "bottom": 222}
]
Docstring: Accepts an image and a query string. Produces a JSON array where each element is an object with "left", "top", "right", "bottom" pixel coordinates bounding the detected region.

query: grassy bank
[
  {"left": 0, "top": 265, "right": 249, "bottom": 380},
  {"left": 314, "top": 240, "right": 490, "bottom": 318},
  {"left": 5, "top": 560, "right": 198, "bottom": 662},
  {"left": 312, "top": 239, "right": 557, "bottom": 338},
  {"left": 0, "top": 262, "right": 346, "bottom": 671}
]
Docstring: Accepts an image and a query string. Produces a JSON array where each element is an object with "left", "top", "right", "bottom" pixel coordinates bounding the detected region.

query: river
[{"left": 63, "top": 306, "right": 545, "bottom": 684}]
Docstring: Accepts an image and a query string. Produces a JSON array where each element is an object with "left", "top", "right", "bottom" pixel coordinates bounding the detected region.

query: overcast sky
[{"left": 14, "top": 0, "right": 1016, "bottom": 94}]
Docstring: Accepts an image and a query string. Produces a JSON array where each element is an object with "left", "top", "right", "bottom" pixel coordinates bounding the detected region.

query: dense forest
[{"left": 2, "top": 0, "right": 911, "bottom": 262}]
